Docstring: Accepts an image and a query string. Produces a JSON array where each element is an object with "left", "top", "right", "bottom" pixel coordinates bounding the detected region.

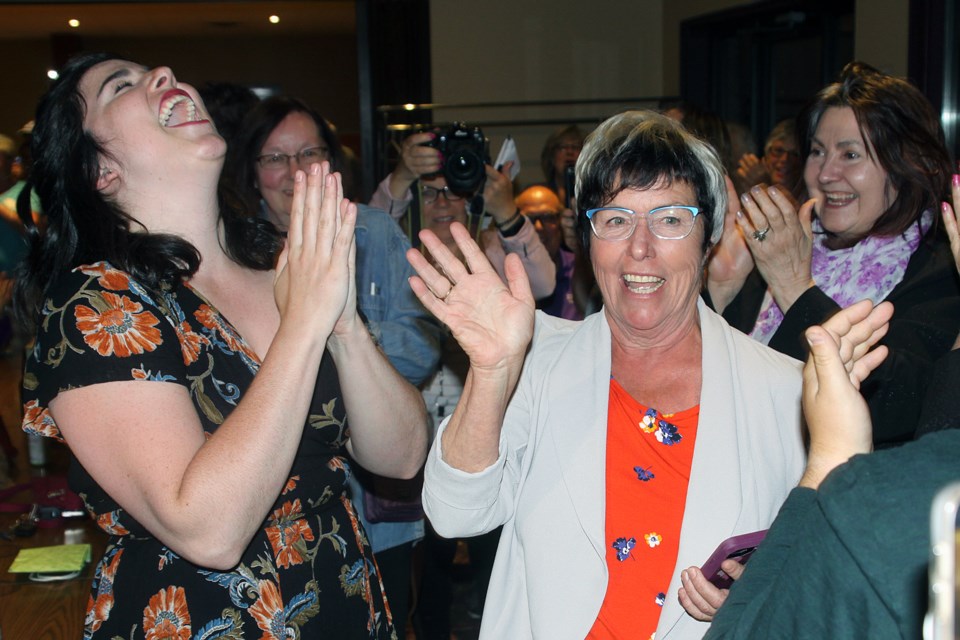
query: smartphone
[
  {"left": 701, "top": 530, "right": 767, "bottom": 589},
  {"left": 924, "top": 482, "right": 960, "bottom": 640},
  {"left": 563, "top": 164, "right": 576, "bottom": 209}
]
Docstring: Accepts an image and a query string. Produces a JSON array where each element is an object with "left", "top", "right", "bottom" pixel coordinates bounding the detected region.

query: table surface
[{"left": 0, "top": 474, "right": 107, "bottom": 640}]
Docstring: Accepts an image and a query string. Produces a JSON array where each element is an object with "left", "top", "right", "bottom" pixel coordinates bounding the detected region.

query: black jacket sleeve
[{"left": 723, "top": 237, "right": 960, "bottom": 447}]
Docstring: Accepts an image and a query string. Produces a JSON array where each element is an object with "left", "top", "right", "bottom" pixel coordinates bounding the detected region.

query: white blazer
[{"left": 423, "top": 300, "right": 806, "bottom": 639}]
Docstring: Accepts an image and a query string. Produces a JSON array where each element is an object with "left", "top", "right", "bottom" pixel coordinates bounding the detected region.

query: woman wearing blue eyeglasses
[{"left": 405, "top": 110, "right": 806, "bottom": 639}]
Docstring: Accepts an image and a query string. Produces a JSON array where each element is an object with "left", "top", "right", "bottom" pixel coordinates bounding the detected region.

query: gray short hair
[{"left": 575, "top": 110, "right": 727, "bottom": 253}]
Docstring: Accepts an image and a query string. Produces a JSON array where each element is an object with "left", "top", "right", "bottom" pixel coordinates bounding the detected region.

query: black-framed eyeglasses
[
  {"left": 585, "top": 205, "right": 700, "bottom": 241},
  {"left": 257, "top": 146, "right": 329, "bottom": 170},
  {"left": 421, "top": 185, "right": 464, "bottom": 205}
]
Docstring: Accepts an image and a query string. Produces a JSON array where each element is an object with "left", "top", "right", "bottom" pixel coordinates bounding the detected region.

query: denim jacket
[
  {"left": 351, "top": 205, "right": 442, "bottom": 551},
  {"left": 354, "top": 205, "right": 442, "bottom": 385}
]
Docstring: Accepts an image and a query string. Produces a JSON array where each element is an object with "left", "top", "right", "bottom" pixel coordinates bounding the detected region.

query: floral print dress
[{"left": 21, "top": 262, "right": 396, "bottom": 640}]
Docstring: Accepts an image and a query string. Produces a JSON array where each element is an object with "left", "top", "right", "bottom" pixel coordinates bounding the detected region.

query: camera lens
[{"left": 444, "top": 149, "right": 484, "bottom": 194}]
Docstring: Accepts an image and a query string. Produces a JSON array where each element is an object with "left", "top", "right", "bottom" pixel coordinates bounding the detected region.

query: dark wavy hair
[
  {"left": 13, "top": 52, "right": 282, "bottom": 327},
  {"left": 575, "top": 110, "right": 726, "bottom": 255},
  {"left": 224, "top": 96, "right": 344, "bottom": 217},
  {"left": 798, "top": 61, "right": 951, "bottom": 244}
]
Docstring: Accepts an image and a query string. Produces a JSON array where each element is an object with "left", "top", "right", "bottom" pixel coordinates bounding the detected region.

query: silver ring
[{"left": 752, "top": 227, "right": 770, "bottom": 242}]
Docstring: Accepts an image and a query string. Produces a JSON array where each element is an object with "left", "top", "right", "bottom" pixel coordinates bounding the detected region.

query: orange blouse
[{"left": 587, "top": 378, "right": 700, "bottom": 640}]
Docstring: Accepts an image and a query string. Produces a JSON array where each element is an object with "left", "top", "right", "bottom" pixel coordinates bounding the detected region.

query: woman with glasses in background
[
  {"left": 734, "top": 118, "right": 804, "bottom": 200},
  {"left": 225, "top": 96, "right": 443, "bottom": 638},
  {"left": 406, "top": 110, "right": 806, "bottom": 639},
  {"left": 539, "top": 123, "right": 585, "bottom": 206},
  {"left": 370, "top": 131, "right": 557, "bottom": 301},
  {"left": 706, "top": 62, "right": 960, "bottom": 449}
]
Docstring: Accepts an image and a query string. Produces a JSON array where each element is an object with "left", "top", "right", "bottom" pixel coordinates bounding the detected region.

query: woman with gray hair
[{"left": 406, "top": 110, "right": 806, "bottom": 639}]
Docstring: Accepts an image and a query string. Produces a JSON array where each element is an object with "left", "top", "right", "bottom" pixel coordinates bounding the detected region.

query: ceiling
[{"left": 0, "top": 1, "right": 356, "bottom": 39}]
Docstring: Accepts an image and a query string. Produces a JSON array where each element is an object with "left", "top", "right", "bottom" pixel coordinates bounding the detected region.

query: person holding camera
[{"left": 370, "top": 130, "right": 556, "bottom": 300}]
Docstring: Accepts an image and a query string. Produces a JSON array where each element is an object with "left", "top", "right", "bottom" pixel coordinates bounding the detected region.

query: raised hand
[
  {"left": 799, "top": 299, "right": 892, "bottom": 489},
  {"left": 738, "top": 184, "right": 816, "bottom": 313},
  {"left": 407, "top": 222, "right": 535, "bottom": 374},
  {"left": 706, "top": 176, "right": 755, "bottom": 313},
  {"left": 386, "top": 132, "right": 442, "bottom": 200},
  {"left": 483, "top": 162, "right": 518, "bottom": 223},
  {"left": 274, "top": 162, "right": 358, "bottom": 341},
  {"left": 941, "top": 174, "right": 960, "bottom": 277},
  {"left": 736, "top": 152, "right": 768, "bottom": 188}
]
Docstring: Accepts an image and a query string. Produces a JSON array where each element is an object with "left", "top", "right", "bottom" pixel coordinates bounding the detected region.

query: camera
[{"left": 422, "top": 122, "right": 489, "bottom": 195}]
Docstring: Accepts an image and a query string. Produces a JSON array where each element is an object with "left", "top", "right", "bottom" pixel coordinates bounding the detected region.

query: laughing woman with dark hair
[
  {"left": 706, "top": 61, "right": 960, "bottom": 448},
  {"left": 15, "top": 52, "right": 427, "bottom": 638}
]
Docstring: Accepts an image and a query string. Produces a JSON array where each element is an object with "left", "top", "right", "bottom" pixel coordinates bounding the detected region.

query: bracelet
[{"left": 496, "top": 209, "right": 524, "bottom": 236}]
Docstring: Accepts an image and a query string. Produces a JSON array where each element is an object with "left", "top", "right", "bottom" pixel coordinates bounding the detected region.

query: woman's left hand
[
  {"left": 407, "top": 222, "right": 535, "bottom": 375},
  {"left": 738, "top": 184, "right": 817, "bottom": 313},
  {"left": 678, "top": 561, "right": 745, "bottom": 622}
]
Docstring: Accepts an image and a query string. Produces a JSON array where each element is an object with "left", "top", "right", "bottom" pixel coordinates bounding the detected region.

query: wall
[
  {"left": 854, "top": 0, "right": 909, "bottom": 76},
  {"left": 660, "top": 0, "right": 744, "bottom": 97},
  {"left": 428, "top": 0, "right": 665, "bottom": 188},
  {"left": 0, "top": 39, "right": 55, "bottom": 142},
  {"left": 0, "top": 33, "right": 360, "bottom": 146}
]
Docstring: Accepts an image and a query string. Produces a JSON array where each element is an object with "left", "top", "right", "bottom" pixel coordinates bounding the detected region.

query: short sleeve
[{"left": 22, "top": 262, "right": 195, "bottom": 441}]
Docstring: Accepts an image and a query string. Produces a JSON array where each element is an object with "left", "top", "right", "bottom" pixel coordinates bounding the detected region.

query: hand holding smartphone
[{"left": 700, "top": 530, "right": 767, "bottom": 589}]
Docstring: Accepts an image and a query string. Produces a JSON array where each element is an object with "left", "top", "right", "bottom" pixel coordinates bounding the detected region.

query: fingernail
[
  {"left": 740, "top": 193, "right": 751, "bottom": 205},
  {"left": 750, "top": 185, "right": 763, "bottom": 195},
  {"left": 736, "top": 209, "right": 743, "bottom": 219},
  {"left": 768, "top": 186, "right": 779, "bottom": 197},
  {"left": 681, "top": 569, "right": 688, "bottom": 581},
  {"left": 953, "top": 174, "right": 960, "bottom": 187},
  {"left": 943, "top": 201, "right": 951, "bottom": 214},
  {"left": 295, "top": 170, "right": 304, "bottom": 182}
]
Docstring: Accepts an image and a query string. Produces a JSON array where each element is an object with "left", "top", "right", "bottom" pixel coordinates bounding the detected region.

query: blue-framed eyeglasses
[
  {"left": 420, "top": 185, "right": 464, "bottom": 205},
  {"left": 585, "top": 205, "right": 700, "bottom": 241}
]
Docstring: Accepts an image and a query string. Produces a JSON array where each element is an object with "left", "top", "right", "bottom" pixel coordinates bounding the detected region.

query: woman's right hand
[
  {"left": 388, "top": 132, "right": 442, "bottom": 199},
  {"left": 274, "top": 162, "right": 357, "bottom": 342},
  {"left": 678, "top": 561, "right": 746, "bottom": 622},
  {"left": 407, "top": 222, "right": 535, "bottom": 375},
  {"left": 736, "top": 152, "right": 768, "bottom": 187}
]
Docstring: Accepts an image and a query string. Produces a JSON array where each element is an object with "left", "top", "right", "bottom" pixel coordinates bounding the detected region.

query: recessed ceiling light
[
  {"left": 47, "top": 69, "right": 59, "bottom": 80},
  {"left": 68, "top": 19, "right": 80, "bottom": 28},
  {"left": 269, "top": 15, "right": 280, "bottom": 24}
]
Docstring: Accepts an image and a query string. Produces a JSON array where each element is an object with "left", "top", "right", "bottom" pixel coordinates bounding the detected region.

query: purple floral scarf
[{"left": 749, "top": 211, "right": 932, "bottom": 344}]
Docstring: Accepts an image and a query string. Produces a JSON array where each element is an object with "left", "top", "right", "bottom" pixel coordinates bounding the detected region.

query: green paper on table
[{"left": 8, "top": 544, "right": 91, "bottom": 573}]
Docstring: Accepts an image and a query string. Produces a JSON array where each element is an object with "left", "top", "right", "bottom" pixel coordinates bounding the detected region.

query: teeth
[
  {"left": 159, "top": 94, "right": 199, "bottom": 127},
  {"left": 623, "top": 274, "right": 664, "bottom": 293},
  {"left": 824, "top": 193, "right": 857, "bottom": 205}
]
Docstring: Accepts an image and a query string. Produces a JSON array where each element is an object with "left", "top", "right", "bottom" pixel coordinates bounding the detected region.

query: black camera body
[{"left": 422, "top": 122, "right": 489, "bottom": 195}]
